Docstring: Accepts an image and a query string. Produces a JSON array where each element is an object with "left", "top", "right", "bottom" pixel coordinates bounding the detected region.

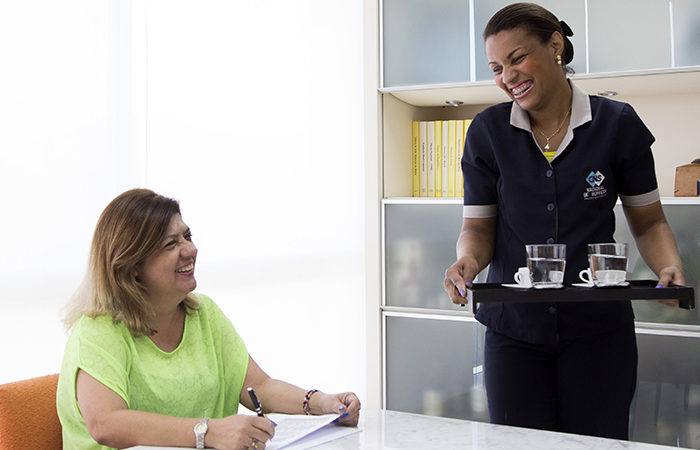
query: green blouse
[{"left": 56, "top": 293, "right": 249, "bottom": 449}]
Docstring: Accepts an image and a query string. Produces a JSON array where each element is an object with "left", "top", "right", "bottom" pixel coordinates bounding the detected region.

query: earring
[{"left": 557, "top": 55, "right": 562, "bottom": 66}]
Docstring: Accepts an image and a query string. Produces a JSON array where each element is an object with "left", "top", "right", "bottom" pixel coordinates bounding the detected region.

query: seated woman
[{"left": 57, "top": 188, "right": 360, "bottom": 450}]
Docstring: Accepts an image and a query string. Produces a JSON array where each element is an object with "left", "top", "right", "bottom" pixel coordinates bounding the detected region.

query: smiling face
[
  {"left": 138, "top": 214, "right": 197, "bottom": 305},
  {"left": 485, "top": 26, "right": 564, "bottom": 113}
]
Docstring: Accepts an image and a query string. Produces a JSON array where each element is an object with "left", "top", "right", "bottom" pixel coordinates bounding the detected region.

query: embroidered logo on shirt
[
  {"left": 586, "top": 171, "right": 605, "bottom": 187},
  {"left": 583, "top": 171, "right": 607, "bottom": 200}
]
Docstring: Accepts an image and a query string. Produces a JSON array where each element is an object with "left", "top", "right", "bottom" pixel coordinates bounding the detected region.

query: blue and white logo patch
[
  {"left": 586, "top": 170, "right": 605, "bottom": 187},
  {"left": 583, "top": 170, "right": 607, "bottom": 200}
]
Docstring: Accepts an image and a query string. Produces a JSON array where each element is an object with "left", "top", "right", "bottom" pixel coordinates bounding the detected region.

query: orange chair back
[{"left": 0, "top": 374, "right": 62, "bottom": 450}]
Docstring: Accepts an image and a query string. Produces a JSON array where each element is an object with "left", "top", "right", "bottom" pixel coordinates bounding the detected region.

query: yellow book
[
  {"left": 434, "top": 121, "right": 442, "bottom": 198},
  {"left": 441, "top": 120, "right": 448, "bottom": 197},
  {"left": 427, "top": 121, "right": 435, "bottom": 197},
  {"left": 412, "top": 121, "right": 420, "bottom": 197},
  {"left": 419, "top": 121, "right": 427, "bottom": 197},
  {"left": 456, "top": 120, "right": 464, "bottom": 198},
  {"left": 447, "top": 120, "right": 456, "bottom": 197},
  {"left": 461, "top": 119, "right": 472, "bottom": 197}
]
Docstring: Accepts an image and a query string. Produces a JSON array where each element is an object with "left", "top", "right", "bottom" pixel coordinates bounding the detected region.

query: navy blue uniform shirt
[{"left": 463, "top": 82, "right": 659, "bottom": 344}]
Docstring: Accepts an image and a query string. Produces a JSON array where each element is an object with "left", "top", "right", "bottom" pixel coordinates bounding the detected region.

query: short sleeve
[
  {"left": 74, "top": 316, "right": 133, "bottom": 405},
  {"left": 462, "top": 113, "right": 499, "bottom": 216},
  {"left": 57, "top": 315, "right": 135, "bottom": 449},
  {"left": 613, "top": 104, "right": 658, "bottom": 197}
]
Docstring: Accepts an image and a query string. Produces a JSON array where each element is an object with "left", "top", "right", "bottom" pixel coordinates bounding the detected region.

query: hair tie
[{"left": 559, "top": 20, "right": 574, "bottom": 37}]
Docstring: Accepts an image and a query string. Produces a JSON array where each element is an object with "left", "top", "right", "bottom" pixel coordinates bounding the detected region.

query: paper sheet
[{"left": 265, "top": 414, "right": 360, "bottom": 450}]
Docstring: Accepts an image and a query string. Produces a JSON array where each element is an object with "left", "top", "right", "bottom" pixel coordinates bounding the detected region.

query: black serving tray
[{"left": 465, "top": 280, "right": 695, "bottom": 314}]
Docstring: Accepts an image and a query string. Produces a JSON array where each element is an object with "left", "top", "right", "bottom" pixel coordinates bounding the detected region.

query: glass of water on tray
[
  {"left": 586, "top": 243, "right": 628, "bottom": 287},
  {"left": 525, "top": 244, "right": 566, "bottom": 289}
]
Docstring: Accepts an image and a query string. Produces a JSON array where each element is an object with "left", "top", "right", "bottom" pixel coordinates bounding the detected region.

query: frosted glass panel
[
  {"left": 382, "top": 0, "right": 470, "bottom": 87},
  {"left": 385, "top": 315, "right": 488, "bottom": 421},
  {"left": 473, "top": 0, "right": 586, "bottom": 81},
  {"left": 588, "top": 0, "right": 671, "bottom": 72},
  {"left": 384, "top": 203, "right": 487, "bottom": 310},
  {"left": 630, "top": 333, "right": 700, "bottom": 448},
  {"left": 385, "top": 202, "right": 699, "bottom": 324},
  {"left": 673, "top": 0, "right": 700, "bottom": 67},
  {"left": 614, "top": 204, "right": 700, "bottom": 326}
]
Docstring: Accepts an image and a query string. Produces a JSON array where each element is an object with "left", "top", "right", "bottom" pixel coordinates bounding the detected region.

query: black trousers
[{"left": 484, "top": 322, "right": 637, "bottom": 439}]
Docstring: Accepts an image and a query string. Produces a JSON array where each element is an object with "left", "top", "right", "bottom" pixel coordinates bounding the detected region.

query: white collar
[
  {"left": 509, "top": 80, "right": 592, "bottom": 161},
  {"left": 510, "top": 80, "right": 591, "bottom": 131}
]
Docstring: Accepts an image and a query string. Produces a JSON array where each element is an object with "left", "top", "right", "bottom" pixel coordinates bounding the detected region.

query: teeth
[
  {"left": 176, "top": 263, "right": 194, "bottom": 273},
  {"left": 511, "top": 82, "right": 532, "bottom": 96}
]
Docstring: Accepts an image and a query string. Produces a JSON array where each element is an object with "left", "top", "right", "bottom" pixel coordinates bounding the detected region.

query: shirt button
[
  {"left": 547, "top": 203, "right": 555, "bottom": 211},
  {"left": 548, "top": 306, "right": 557, "bottom": 314},
  {"left": 546, "top": 169, "right": 553, "bottom": 177},
  {"left": 546, "top": 238, "right": 555, "bottom": 244}
]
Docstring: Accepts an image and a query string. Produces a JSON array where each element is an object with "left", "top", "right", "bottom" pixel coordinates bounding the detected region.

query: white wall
[
  {"left": 620, "top": 92, "right": 700, "bottom": 196},
  {"left": 0, "top": 0, "right": 366, "bottom": 404}
]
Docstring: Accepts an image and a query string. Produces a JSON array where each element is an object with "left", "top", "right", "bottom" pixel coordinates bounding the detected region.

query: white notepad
[{"left": 265, "top": 413, "right": 360, "bottom": 450}]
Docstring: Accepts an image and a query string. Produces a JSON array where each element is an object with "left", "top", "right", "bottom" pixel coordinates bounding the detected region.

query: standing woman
[
  {"left": 57, "top": 189, "right": 360, "bottom": 450},
  {"left": 443, "top": 3, "right": 685, "bottom": 440}
]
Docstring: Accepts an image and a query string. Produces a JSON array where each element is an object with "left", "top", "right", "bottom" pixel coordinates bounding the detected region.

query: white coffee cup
[
  {"left": 514, "top": 267, "right": 531, "bottom": 286},
  {"left": 579, "top": 268, "right": 626, "bottom": 287},
  {"left": 595, "top": 269, "right": 626, "bottom": 286},
  {"left": 578, "top": 268, "right": 595, "bottom": 286}
]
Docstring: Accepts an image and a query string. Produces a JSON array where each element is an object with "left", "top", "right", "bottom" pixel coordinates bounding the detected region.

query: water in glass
[{"left": 527, "top": 257, "right": 566, "bottom": 288}]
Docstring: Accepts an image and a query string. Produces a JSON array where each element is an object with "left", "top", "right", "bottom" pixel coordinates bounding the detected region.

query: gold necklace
[{"left": 533, "top": 107, "right": 571, "bottom": 151}]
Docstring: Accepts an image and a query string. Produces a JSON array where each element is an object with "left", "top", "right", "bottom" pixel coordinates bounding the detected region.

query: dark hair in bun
[{"left": 484, "top": 2, "right": 575, "bottom": 73}]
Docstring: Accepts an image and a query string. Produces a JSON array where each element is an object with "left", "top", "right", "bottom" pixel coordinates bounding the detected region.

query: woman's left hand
[
  {"left": 653, "top": 265, "right": 686, "bottom": 307},
  {"left": 310, "top": 392, "right": 361, "bottom": 426}
]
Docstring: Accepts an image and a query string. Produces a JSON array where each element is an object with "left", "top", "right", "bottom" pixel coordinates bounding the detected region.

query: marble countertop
[
  {"left": 128, "top": 408, "right": 694, "bottom": 450},
  {"left": 321, "top": 409, "right": 692, "bottom": 450}
]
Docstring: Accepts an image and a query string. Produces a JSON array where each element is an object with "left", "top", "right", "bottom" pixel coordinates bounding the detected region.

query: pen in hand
[
  {"left": 247, "top": 387, "right": 277, "bottom": 432},
  {"left": 247, "top": 387, "right": 265, "bottom": 417}
]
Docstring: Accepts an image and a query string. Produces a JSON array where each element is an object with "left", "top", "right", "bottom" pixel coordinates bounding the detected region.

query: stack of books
[{"left": 412, "top": 119, "right": 471, "bottom": 197}]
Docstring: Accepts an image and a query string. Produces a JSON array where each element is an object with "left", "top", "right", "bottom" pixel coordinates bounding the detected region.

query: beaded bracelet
[{"left": 302, "top": 389, "right": 318, "bottom": 415}]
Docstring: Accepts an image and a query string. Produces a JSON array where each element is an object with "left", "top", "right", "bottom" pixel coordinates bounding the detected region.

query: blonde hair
[{"left": 64, "top": 188, "right": 198, "bottom": 336}]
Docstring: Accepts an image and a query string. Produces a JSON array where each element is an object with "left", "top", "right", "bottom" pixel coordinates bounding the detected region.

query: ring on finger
[{"left": 250, "top": 437, "right": 259, "bottom": 449}]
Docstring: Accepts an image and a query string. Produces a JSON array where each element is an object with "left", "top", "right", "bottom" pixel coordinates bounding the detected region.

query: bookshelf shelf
[
  {"left": 381, "top": 67, "right": 700, "bottom": 199},
  {"left": 381, "top": 67, "right": 700, "bottom": 108}
]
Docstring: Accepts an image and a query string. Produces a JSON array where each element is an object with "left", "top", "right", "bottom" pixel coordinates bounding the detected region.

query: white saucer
[
  {"left": 572, "top": 281, "right": 629, "bottom": 288},
  {"left": 596, "top": 281, "right": 630, "bottom": 288},
  {"left": 501, "top": 283, "right": 532, "bottom": 289},
  {"left": 533, "top": 284, "right": 564, "bottom": 289}
]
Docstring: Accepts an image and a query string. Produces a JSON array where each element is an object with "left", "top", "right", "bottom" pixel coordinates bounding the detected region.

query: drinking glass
[
  {"left": 525, "top": 244, "right": 566, "bottom": 289},
  {"left": 586, "top": 243, "right": 628, "bottom": 286}
]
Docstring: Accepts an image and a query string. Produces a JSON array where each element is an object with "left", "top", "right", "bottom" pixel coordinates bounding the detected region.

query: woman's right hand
[
  {"left": 444, "top": 256, "right": 480, "bottom": 305},
  {"left": 208, "top": 414, "right": 276, "bottom": 450}
]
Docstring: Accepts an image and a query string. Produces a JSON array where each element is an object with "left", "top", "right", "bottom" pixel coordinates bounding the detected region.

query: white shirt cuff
[
  {"left": 463, "top": 204, "right": 498, "bottom": 218},
  {"left": 620, "top": 188, "right": 660, "bottom": 207}
]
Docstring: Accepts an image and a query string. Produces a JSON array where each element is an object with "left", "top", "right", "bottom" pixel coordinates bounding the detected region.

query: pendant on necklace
[{"left": 544, "top": 141, "right": 550, "bottom": 151}]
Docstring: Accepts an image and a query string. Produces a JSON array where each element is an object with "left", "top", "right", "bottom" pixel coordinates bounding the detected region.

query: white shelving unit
[
  {"left": 364, "top": 0, "right": 700, "bottom": 446},
  {"left": 371, "top": 3, "right": 700, "bottom": 447}
]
